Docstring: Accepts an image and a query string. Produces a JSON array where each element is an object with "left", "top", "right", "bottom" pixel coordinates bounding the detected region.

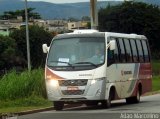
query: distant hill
[{"left": 0, "top": 0, "right": 159, "bottom": 19}]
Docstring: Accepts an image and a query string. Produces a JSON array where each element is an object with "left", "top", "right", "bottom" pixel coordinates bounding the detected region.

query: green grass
[
  {"left": 152, "top": 60, "right": 160, "bottom": 91},
  {"left": 152, "top": 60, "right": 160, "bottom": 75},
  {"left": 0, "top": 68, "right": 52, "bottom": 114},
  {"left": 0, "top": 68, "right": 46, "bottom": 100},
  {"left": 0, "top": 96, "right": 51, "bottom": 108},
  {"left": 0, "top": 96, "right": 52, "bottom": 113},
  {"left": 152, "top": 76, "right": 160, "bottom": 91}
]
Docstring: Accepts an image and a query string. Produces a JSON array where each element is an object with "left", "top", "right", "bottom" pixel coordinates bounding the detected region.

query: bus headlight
[
  {"left": 49, "top": 79, "right": 59, "bottom": 87},
  {"left": 91, "top": 77, "right": 107, "bottom": 85},
  {"left": 91, "top": 79, "right": 97, "bottom": 85}
]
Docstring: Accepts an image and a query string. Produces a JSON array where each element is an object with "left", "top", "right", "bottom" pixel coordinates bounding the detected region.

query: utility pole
[
  {"left": 25, "top": 0, "right": 31, "bottom": 71},
  {"left": 90, "top": 0, "right": 98, "bottom": 30}
]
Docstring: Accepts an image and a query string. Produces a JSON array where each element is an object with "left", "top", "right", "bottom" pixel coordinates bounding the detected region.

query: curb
[
  {"left": 0, "top": 107, "right": 53, "bottom": 119},
  {"left": 15, "top": 107, "right": 54, "bottom": 116}
]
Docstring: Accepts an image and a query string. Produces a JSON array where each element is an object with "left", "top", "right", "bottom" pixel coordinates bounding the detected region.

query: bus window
[
  {"left": 130, "top": 39, "right": 138, "bottom": 62},
  {"left": 141, "top": 40, "right": 149, "bottom": 62},
  {"left": 136, "top": 40, "right": 144, "bottom": 62},
  {"left": 124, "top": 39, "right": 133, "bottom": 62},
  {"left": 118, "top": 38, "right": 126, "bottom": 63},
  {"left": 107, "top": 38, "right": 115, "bottom": 66},
  {"left": 107, "top": 48, "right": 114, "bottom": 66},
  {"left": 110, "top": 38, "right": 119, "bottom": 63}
]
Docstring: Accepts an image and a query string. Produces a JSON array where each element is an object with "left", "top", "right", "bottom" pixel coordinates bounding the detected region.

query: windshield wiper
[
  {"left": 48, "top": 61, "right": 74, "bottom": 68},
  {"left": 73, "top": 62, "right": 97, "bottom": 67}
]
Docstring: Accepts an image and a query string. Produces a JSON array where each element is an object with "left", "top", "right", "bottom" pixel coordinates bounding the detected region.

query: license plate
[{"left": 67, "top": 86, "right": 79, "bottom": 90}]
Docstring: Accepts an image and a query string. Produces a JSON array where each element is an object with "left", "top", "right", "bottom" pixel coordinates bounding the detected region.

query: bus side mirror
[
  {"left": 42, "top": 44, "right": 49, "bottom": 53},
  {"left": 109, "top": 40, "right": 116, "bottom": 50}
]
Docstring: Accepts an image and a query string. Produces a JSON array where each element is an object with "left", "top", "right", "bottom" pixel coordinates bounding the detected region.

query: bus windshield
[{"left": 47, "top": 37, "right": 105, "bottom": 69}]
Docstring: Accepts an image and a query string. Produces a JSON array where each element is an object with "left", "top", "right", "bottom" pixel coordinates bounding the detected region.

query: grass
[
  {"left": 0, "top": 68, "right": 46, "bottom": 100},
  {"left": 0, "top": 68, "right": 52, "bottom": 114},
  {"left": 152, "top": 76, "right": 160, "bottom": 91},
  {"left": 152, "top": 60, "right": 160, "bottom": 91},
  {"left": 152, "top": 60, "right": 160, "bottom": 75},
  {"left": 0, "top": 96, "right": 52, "bottom": 113}
]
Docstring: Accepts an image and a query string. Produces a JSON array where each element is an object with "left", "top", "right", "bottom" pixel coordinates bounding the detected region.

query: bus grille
[
  {"left": 58, "top": 79, "right": 88, "bottom": 86},
  {"left": 61, "top": 90, "right": 85, "bottom": 95}
]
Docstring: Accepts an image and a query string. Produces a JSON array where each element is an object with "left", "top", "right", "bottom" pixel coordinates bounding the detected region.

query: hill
[{"left": 0, "top": 0, "right": 159, "bottom": 19}]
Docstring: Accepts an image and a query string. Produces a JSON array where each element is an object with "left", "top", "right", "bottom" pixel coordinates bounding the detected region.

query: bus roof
[
  {"left": 56, "top": 30, "right": 147, "bottom": 40},
  {"left": 105, "top": 32, "right": 147, "bottom": 40}
]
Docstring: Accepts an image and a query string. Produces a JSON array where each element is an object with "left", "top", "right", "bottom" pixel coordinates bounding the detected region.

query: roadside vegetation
[
  {"left": 152, "top": 76, "right": 160, "bottom": 91},
  {"left": 0, "top": 69, "right": 52, "bottom": 113},
  {"left": 0, "top": 68, "right": 46, "bottom": 100},
  {"left": 0, "top": 96, "right": 51, "bottom": 113},
  {"left": 152, "top": 60, "right": 160, "bottom": 91}
]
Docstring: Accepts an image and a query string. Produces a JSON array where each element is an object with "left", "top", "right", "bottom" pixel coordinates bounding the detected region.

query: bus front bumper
[{"left": 46, "top": 78, "right": 107, "bottom": 102}]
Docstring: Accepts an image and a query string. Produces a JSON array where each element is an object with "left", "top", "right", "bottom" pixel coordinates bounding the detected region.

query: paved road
[{"left": 18, "top": 94, "right": 160, "bottom": 119}]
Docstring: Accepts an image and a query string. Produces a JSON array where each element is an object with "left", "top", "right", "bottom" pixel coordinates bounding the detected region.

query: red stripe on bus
[
  {"left": 138, "top": 63, "right": 152, "bottom": 94},
  {"left": 131, "top": 63, "right": 152, "bottom": 97},
  {"left": 45, "top": 67, "right": 64, "bottom": 80}
]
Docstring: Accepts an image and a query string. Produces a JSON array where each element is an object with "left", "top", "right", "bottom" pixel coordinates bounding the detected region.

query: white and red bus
[{"left": 42, "top": 30, "right": 152, "bottom": 110}]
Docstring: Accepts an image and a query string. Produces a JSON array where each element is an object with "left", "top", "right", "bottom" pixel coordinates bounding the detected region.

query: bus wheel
[
  {"left": 126, "top": 89, "right": 140, "bottom": 104},
  {"left": 101, "top": 93, "right": 111, "bottom": 108},
  {"left": 102, "top": 87, "right": 115, "bottom": 108},
  {"left": 134, "top": 88, "right": 140, "bottom": 103},
  {"left": 101, "top": 97, "right": 111, "bottom": 108},
  {"left": 53, "top": 101, "right": 64, "bottom": 111}
]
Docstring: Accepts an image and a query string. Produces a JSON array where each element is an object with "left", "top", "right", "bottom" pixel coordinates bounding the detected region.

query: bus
[{"left": 42, "top": 30, "right": 152, "bottom": 110}]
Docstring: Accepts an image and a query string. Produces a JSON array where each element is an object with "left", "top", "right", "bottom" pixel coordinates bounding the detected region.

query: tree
[
  {"left": 68, "top": 17, "right": 79, "bottom": 22},
  {"left": 0, "top": 35, "right": 17, "bottom": 70},
  {"left": 10, "top": 25, "right": 53, "bottom": 68},
  {"left": 98, "top": 1, "right": 160, "bottom": 58},
  {"left": 81, "top": 16, "right": 90, "bottom": 21},
  {"left": 0, "top": 8, "right": 41, "bottom": 21}
]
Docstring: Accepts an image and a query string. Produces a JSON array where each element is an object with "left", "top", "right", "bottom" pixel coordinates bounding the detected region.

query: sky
[{"left": 27, "top": 0, "right": 124, "bottom": 4}]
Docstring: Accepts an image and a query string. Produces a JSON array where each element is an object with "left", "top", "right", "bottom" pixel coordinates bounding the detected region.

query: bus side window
[
  {"left": 130, "top": 39, "right": 139, "bottom": 62},
  {"left": 114, "top": 38, "right": 120, "bottom": 63},
  {"left": 124, "top": 39, "right": 133, "bottom": 62},
  {"left": 118, "top": 38, "right": 126, "bottom": 63},
  {"left": 136, "top": 40, "right": 144, "bottom": 62},
  {"left": 107, "top": 38, "right": 119, "bottom": 66},
  {"left": 141, "top": 40, "right": 149, "bottom": 62},
  {"left": 107, "top": 48, "right": 114, "bottom": 66}
]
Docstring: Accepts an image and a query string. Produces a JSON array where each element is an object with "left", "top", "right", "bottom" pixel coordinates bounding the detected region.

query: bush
[{"left": 0, "top": 68, "right": 46, "bottom": 100}]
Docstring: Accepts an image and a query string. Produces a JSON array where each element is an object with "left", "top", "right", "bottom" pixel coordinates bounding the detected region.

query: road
[{"left": 17, "top": 94, "right": 160, "bottom": 119}]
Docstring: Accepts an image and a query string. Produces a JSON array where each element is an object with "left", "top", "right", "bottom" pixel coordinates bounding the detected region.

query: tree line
[
  {"left": 0, "top": 8, "right": 41, "bottom": 21},
  {"left": 98, "top": 1, "right": 160, "bottom": 58}
]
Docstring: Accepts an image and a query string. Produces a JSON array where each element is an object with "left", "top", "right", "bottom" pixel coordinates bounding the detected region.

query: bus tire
[
  {"left": 101, "top": 88, "right": 114, "bottom": 108},
  {"left": 126, "top": 88, "right": 140, "bottom": 104},
  {"left": 53, "top": 101, "right": 64, "bottom": 111},
  {"left": 133, "top": 88, "right": 141, "bottom": 103},
  {"left": 101, "top": 96, "right": 111, "bottom": 108}
]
